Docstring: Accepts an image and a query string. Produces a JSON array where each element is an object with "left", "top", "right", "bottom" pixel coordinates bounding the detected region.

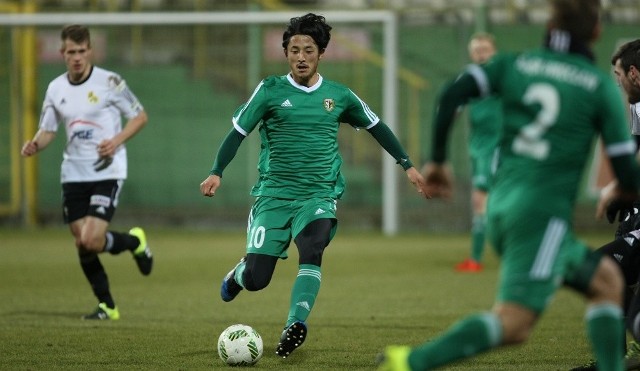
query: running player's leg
[
  {"left": 64, "top": 182, "right": 118, "bottom": 319},
  {"left": 470, "top": 189, "right": 487, "bottom": 262},
  {"left": 72, "top": 180, "right": 152, "bottom": 275},
  {"left": 82, "top": 181, "right": 151, "bottom": 275},
  {"left": 276, "top": 218, "right": 334, "bottom": 358},
  {"left": 221, "top": 197, "right": 291, "bottom": 302},
  {"left": 276, "top": 198, "right": 337, "bottom": 358},
  {"left": 456, "top": 157, "right": 489, "bottom": 272},
  {"left": 566, "top": 249, "right": 625, "bottom": 371}
]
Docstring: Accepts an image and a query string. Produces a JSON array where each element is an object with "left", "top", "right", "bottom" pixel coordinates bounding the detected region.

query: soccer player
[
  {"left": 20, "top": 24, "right": 152, "bottom": 320},
  {"left": 377, "top": 0, "right": 640, "bottom": 370},
  {"left": 425, "top": 32, "right": 502, "bottom": 273},
  {"left": 572, "top": 38, "right": 640, "bottom": 371},
  {"left": 199, "top": 13, "right": 430, "bottom": 359}
]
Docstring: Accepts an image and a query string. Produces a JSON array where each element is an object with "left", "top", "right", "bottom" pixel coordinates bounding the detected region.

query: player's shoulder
[
  {"left": 261, "top": 74, "right": 287, "bottom": 88},
  {"left": 93, "top": 66, "right": 126, "bottom": 87},
  {"left": 47, "top": 72, "right": 69, "bottom": 90}
]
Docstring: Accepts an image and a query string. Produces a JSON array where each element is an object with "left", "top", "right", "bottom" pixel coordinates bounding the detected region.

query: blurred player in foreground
[
  {"left": 200, "top": 13, "right": 430, "bottom": 359},
  {"left": 378, "top": 0, "right": 640, "bottom": 370},
  {"left": 20, "top": 24, "right": 152, "bottom": 320}
]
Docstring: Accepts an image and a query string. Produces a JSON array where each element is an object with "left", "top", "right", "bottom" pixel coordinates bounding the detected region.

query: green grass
[{"left": 0, "top": 227, "right": 615, "bottom": 370}]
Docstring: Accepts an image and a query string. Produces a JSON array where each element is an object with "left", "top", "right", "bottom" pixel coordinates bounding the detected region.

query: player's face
[
  {"left": 61, "top": 39, "right": 92, "bottom": 83},
  {"left": 285, "top": 34, "right": 322, "bottom": 87},
  {"left": 614, "top": 58, "right": 640, "bottom": 104},
  {"left": 468, "top": 39, "right": 496, "bottom": 64}
]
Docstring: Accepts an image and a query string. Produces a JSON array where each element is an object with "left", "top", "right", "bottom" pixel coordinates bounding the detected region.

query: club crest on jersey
[
  {"left": 88, "top": 91, "right": 98, "bottom": 103},
  {"left": 323, "top": 98, "right": 335, "bottom": 112}
]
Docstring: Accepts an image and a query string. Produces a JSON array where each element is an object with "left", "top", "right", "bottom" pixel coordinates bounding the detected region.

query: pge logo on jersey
[{"left": 70, "top": 129, "right": 94, "bottom": 141}]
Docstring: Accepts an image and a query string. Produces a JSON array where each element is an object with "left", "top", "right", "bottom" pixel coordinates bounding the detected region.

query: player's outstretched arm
[
  {"left": 200, "top": 128, "right": 246, "bottom": 198},
  {"left": 366, "top": 122, "right": 430, "bottom": 200}
]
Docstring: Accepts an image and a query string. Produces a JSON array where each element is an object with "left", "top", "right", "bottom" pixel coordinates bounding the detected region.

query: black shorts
[{"left": 62, "top": 180, "right": 123, "bottom": 224}]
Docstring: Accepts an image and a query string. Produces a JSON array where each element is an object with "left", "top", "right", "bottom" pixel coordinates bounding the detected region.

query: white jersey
[
  {"left": 631, "top": 102, "right": 640, "bottom": 136},
  {"left": 39, "top": 66, "right": 144, "bottom": 182}
]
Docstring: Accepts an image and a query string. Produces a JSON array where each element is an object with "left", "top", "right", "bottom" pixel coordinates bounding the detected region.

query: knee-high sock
[
  {"left": 286, "top": 264, "right": 321, "bottom": 327},
  {"left": 409, "top": 312, "right": 502, "bottom": 370},
  {"left": 104, "top": 231, "right": 139, "bottom": 255},
  {"left": 470, "top": 214, "right": 486, "bottom": 262},
  {"left": 587, "top": 303, "right": 624, "bottom": 371},
  {"left": 79, "top": 252, "right": 115, "bottom": 308}
]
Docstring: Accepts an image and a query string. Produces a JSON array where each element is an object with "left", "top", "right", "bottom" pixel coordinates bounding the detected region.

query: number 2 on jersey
[{"left": 512, "top": 83, "right": 560, "bottom": 161}]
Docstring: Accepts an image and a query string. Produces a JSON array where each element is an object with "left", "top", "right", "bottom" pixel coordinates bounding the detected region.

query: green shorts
[
  {"left": 488, "top": 208, "right": 596, "bottom": 313},
  {"left": 245, "top": 197, "right": 338, "bottom": 259}
]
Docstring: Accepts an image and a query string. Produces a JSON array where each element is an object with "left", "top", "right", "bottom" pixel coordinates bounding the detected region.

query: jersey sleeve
[
  {"left": 339, "top": 88, "right": 380, "bottom": 129},
  {"left": 430, "top": 73, "right": 481, "bottom": 163},
  {"left": 231, "top": 80, "right": 270, "bottom": 136},
  {"left": 108, "top": 74, "right": 144, "bottom": 119},
  {"left": 38, "top": 86, "right": 61, "bottom": 132}
]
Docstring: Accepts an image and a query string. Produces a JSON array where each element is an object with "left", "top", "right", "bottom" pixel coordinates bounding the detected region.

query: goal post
[{"left": 0, "top": 10, "right": 401, "bottom": 235}]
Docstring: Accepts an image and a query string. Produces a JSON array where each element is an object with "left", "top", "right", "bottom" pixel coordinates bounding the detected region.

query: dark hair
[
  {"left": 61, "top": 24, "right": 91, "bottom": 47},
  {"left": 548, "top": 0, "right": 600, "bottom": 43},
  {"left": 611, "top": 39, "right": 640, "bottom": 73},
  {"left": 282, "top": 13, "right": 332, "bottom": 51}
]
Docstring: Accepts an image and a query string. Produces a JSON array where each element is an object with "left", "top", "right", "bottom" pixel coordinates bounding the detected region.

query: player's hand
[
  {"left": 421, "top": 162, "right": 454, "bottom": 200},
  {"left": 200, "top": 175, "right": 221, "bottom": 197},
  {"left": 605, "top": 197, "right": 638, "bottom": 223},
  {"left": 93, "top": 156, "right": 113, "bottom": 171},
  {"left": 20, "top": 140, "right": 38, "bottom": 157},
  {"left": 596, "top": 180, "right": 638, "bottom": 223},
  {"left": 405, "top": 167, "right": 432, "bottom": 199},
  {"left": 614, "top": 204, "right": 640, "bottom": 238},
  {"left": 97, "top": 139, "right": 117, "bottom": 158}
]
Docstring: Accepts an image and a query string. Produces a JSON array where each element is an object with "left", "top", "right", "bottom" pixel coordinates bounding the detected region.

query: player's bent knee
[
  {"left": 591, "top": 256, "right": 623, "bottom": 303},
  {"left": 494, "top": 304, "right": 536, "bottom": 345},
  {"left": 299, "top": 248, "right": 323, "bottom": 266},
  {"left": 79, "top": 237, "right": 103, "bottom": 252},
  {"left": 243, "top": 268, "right": 271, "bottom": 291}
]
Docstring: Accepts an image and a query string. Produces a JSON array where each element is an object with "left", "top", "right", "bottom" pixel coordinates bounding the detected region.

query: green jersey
[
  {"left": 233, "top": 74, "right": 380, "bottom": 200},
  {"left": 472, "top": 49, "right": 633, "bottom": 219}
]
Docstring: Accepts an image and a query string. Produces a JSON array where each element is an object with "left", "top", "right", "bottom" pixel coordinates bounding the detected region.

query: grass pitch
[{"left": 0, "top": 227, "right": 614, "bottom": 370}]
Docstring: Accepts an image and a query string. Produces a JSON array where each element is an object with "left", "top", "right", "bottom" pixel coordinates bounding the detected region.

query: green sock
[
  {"left": 470, "top": 214, "right": 486, "bottom": 262},
  {"left": 286, "top": 264, "right": 321, "bottom": 327},
  {"left": 586, "top": 303, "right": 623, "bottom": 371},
  {"left": 233, "top": 261, "right": 246, "bottom": 288},
  {"left": 409, "top": 312, "right": 502, "bottom": 370}
]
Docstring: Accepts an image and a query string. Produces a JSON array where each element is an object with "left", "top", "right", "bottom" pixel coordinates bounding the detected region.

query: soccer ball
[{"left": 217, "top": 324, "right": 263, "bottom": 366}]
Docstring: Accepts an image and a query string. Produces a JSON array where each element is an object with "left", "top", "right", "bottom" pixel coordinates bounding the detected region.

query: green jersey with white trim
[
  {"left": 233, "top": 74, "right": 380, "bottom": 200},
  {"left": 472, "top": 49, "right": 633, "bottom": 219}
]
